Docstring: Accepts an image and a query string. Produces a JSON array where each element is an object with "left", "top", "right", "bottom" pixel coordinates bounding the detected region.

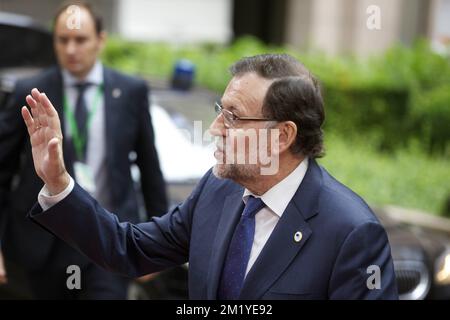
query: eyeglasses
[{"left": 214, "top": 102, "right": 276, "bottom": 128}]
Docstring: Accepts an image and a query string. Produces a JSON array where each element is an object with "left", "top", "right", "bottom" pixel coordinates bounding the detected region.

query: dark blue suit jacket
[
  {"left": 0, "top": 66, "right": 167, "bottom": 270},
  {"left": 29, "top": 160, "right": 398, "bottom": 299}
]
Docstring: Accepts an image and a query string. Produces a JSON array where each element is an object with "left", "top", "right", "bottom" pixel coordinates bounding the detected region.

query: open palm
[{"left": 22, "top": 88, "right": 69, "bottom": 194}]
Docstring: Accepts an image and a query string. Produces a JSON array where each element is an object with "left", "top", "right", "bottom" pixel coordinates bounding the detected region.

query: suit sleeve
[
  {"left": 0, "top": 86, "right": 27, "bottom": 239},
  {"left": 134, "top": 81, "right": 168, "bottom": 218},
  {"left": 28, "top": 169, "right": 212, "bottom": 277},
  {"left": 328, "top": 221, "right": 399, "bottom": 300}
]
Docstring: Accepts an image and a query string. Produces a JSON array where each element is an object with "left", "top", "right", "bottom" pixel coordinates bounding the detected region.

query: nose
[
  {"left": 209, "top": 113, "right": 227, "bottom": 137},
  {"left": 66, "top": 40, "right": 77, "bottom": 55}
]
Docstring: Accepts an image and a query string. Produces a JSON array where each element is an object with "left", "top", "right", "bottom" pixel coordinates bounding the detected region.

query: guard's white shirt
[
  {"left": 62, "top": 60, "right": 105, "bottom": 171},
  {"left": 61, "top": 61, "right": 112, "bottom": 210}
]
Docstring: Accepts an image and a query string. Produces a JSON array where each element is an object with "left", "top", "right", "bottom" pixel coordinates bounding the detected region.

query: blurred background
[{"left": 1, "top": 0, "right": 449, "bottom": 300}]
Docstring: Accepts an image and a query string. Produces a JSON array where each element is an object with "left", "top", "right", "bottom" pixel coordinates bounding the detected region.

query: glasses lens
[
  {"left": 215, "top": 102, "right": 234, "bottom": 127},
  {"left": 215, "top": 102, "right": 221, "bottom": 115}
]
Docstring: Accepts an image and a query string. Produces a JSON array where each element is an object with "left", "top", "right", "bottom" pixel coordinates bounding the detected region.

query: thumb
[{"left": 48, "top": 138, "right": 61, "bottom": 163}]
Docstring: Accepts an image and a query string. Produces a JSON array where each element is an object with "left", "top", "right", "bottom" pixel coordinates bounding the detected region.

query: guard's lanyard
[{"left": 63, "top": 84, "right": 103, "bottom": 160}]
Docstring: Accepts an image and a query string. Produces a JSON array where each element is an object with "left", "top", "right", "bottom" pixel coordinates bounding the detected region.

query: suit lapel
[
  {"left": 206, "top": 189, "right": 244, "bottom": 299},
  {"left": 103, "top": 67, "right": 117, "bottom": 163},
  {"left": 239, "top": 201, "right": 312, "bottom": 299},
  {"left": 102, "top": 68, "right": 123, "bottom": 201},
  {"left": 46, "top": 68, "right": 74, "bottom": 176},
  {"left": 50, "top": 69, "right": 64, "bottom": 130},
  {"left": 239, "top": 159, "right": 323, "bottom": 299}
]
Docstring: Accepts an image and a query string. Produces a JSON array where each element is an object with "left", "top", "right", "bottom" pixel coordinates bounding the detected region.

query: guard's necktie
[
  {"left": 74, "top": 82, "right": 90, "bottom": 161},
  {"left": 217, "top": 196, "right": 265, "bottom": 300}
]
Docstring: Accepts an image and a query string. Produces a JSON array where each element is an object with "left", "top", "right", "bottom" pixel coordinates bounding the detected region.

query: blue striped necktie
[{"left": 217, "top": 196, "right": 265, "bottom": 300}]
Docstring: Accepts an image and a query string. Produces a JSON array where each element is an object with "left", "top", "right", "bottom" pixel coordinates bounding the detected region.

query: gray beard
[{"left": 212, "top": 163, "right": 259, "bottom": 182}]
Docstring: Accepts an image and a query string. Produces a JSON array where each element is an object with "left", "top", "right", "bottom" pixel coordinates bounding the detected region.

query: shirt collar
[
  {"left": 62, "top": 60, "right": 103, "bottom": 87},
  {"left": 242, "top": 157, "right": 309, "bottom": 218}
]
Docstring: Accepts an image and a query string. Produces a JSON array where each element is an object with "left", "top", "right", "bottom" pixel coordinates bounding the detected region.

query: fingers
[
  {"left": 41, "top": 92, "right": 62, "bottom": 135},
  {"left": 30, "top": 88, "right": 61, "bottom": 134},
  {"left": 31, "top": 88, "right": 55, "bottom": 117},
  {"left": 31, "top": 89, "right": 50, "bottom": 127},
  {"left": 30, "top": 88, "right": 42, "bottom": 117},
  {"left": 30, "top": 88, "right": 42, "bottom": 102},
  {"left": 39, "top": 92, "right": 58, "bottom": 117},
  {"left": 26, "top": 94, "right": 42, "bottom": 127},
  {"left": 26, "top": 93, "right": 38, "bottom": 109},
  {"left": 21, "top": 106, "right": 36, "bottom": 136},
  {"left": 24, "top": 89, "right": 62, "bottom": 137}
]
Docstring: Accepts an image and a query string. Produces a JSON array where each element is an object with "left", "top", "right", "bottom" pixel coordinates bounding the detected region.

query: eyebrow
[{"left": 220, "top": 102, "right": 240, "bottom": 115}]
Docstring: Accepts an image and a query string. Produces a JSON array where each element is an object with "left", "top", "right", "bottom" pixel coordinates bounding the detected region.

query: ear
[
  {"left": 98, "top": 31, "right": 107, "bottom": 50},
  {"left": 274, "top": 121, "right": 297, "bottom": 155}
]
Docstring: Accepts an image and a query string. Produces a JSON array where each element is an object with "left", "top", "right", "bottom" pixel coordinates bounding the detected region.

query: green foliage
[
  {"left": 320, "top": 133, "right": 450, "bottom": 217},
  {"left": 299, "top": 41, "right": 450, "bottom": 156},
  {"left": 102, "top": 36, "right": 450, "bottom": 215},
  {"left": 103, "top": 37, "right": 450, "bottom": 157},
  {"left": 412, "top": 84, "right": 450, "bottom": 155}
]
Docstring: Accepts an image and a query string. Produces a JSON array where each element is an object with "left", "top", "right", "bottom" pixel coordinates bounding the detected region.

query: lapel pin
[
  {"left": 294, "top": 231, "right": 303, "bottom": 243},
  {"left": 112, "top": 88, "right": 121, "bottom": 98}
]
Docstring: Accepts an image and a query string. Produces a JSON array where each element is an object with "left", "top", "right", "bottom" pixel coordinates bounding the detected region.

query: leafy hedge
[
  {"left": 319, "top": 132, "right": 450, "bottom": 216},
  {"left": 102, "top": 37, "right": 450, "bottom": 157},
  {"left": 102, "top": 36, "right": 450, "bottom": 215}
]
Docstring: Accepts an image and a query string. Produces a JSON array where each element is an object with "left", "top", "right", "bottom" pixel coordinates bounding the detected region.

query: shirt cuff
[{"left": 38, "top": 176, "right": 75, "bottom": 211}]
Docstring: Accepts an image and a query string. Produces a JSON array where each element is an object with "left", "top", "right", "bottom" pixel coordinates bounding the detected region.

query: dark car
[
  {"left": 376, "top": 207, "right": 450, "bottom": 299},
  {"left": 1, "top": 13, "right": 450, "bottom": 300},
  {"left": 0, "top": 12, "right": 55, "bottom": 110}
]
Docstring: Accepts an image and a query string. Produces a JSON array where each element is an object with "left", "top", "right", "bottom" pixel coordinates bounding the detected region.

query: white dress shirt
[
  {"left": 38, "top": 158, "right": 309, "bottom": 277},
  {"left": 61, "top": 61, "right": 112, "bottom": 210},
  {"left": 242, "top": 157, "right": 308, "bottom": 276}
]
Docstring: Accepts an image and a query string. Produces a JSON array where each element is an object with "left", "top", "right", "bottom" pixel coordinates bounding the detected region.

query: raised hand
[{"left": 21, "top": 88, "right": 70, "bottom": 195}]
